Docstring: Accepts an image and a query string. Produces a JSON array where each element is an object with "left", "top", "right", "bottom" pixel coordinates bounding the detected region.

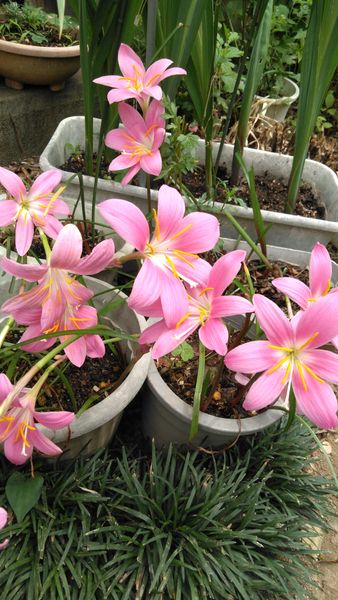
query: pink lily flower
[
  {"left": 18, "top": 304, "right": 105, "bottom": 368},
  {"left": 99, "top": 185, "right": 220, "bottom": 327},
  {"left": 0, "top": 507, "right": 9, "bottom": 550},
  {"left": 273, "top": 242, "right": 338, "bottom": 347},
  {"left": 105, "top": 101, "right": 165, "bottom": 185},
  {"left": 0, "top": 373, "right": 74, "bottom": 465},
  {"left": 0, "top": 167, "right": 70, "bottom": 256},
  {"left": 225, "top": 294, "right": 338, "bottom": 429},
  {"left": 139, "top": 251, "right": 254, "bottom": 358},
  {"left": 0, "top": 224, "right": 115, "bottom": 332},
  {"left": 94, "top": 43, "right": 186, "bottom": 110}
]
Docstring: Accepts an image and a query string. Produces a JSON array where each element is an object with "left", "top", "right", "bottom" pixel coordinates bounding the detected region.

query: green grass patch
[{"left": 0, "top": 419, "right": 335, "bottom": 599}]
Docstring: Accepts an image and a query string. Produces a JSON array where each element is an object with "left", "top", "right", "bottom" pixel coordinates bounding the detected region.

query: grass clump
[{"left": 0, "top": 419, "right": 335, "bottom": 599}]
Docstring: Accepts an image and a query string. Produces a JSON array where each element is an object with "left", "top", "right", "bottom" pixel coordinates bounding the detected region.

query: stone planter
[
  {"left": 0, "top": 278, "right": 150, "bottom": 460},
  {"left": 0, "top": 39, "right": 80, "bottom": 91},
  {"left": 141, "top": 240, "right": 338, "bottom": 447},
  {"left": 255, "top": 77, "right": 299, "bottom": 122},
  {"left": 40, "top": 116, "right": 338, "bottom": 250}
]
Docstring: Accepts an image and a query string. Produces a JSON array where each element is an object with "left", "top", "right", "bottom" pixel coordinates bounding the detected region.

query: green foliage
[
  {"left": 0, "top": 419, "right": 335, "bottom": 599},
  {"left": 5, "top": 472, "right": 44, "bottom": 523},
  {"left": 213, "top": 26, "right": 243, "bottom": 126},
  {"left": 171, "top": 341, "right": 194, "bottom": 362},
  {"left": 160, "top": 97, "right": 199, "bottom": 187},
  {"left": 259, "top": 0, "right": 311, "bottom": 96},
  {"left": 315, "top": 89, "right": 338, "bottom": 133},
  {"left": 0, "top": 1, "right": 78, "bottom": 46}
]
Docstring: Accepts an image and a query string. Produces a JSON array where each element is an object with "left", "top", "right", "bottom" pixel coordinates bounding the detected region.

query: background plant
[{"left": 0, "top": 419, "right": 335, "bottom": 599}]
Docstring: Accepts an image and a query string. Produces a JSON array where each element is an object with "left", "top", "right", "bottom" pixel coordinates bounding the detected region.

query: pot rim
[{"left": 0, "top": 38, "right": 80, "bottom": 58}]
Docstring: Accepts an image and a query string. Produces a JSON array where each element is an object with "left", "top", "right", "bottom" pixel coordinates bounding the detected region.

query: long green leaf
[
  {"left": 230, "top": 0, "right": 273, "bottom": 185},
  {"left": 286, "top": 0, "right": 338, "bottom": 212}
]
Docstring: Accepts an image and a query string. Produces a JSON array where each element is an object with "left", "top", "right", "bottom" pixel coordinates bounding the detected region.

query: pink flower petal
[
  {"left": 105, "top": 128, "right": 137, "bottom": 152},
  {"left": 295, "top": 294, "right": 338, "bottom": 349},
  {"left": 135, "top": 298, "right": 163, "bottom": 318},
  {"left": 199, "top": 318, "right": 228, "bottom": 355},
  {"left": 225, "top": 340, "right": 281, "bottom": 373},
  {"left": 156, "top": 66, "right": 187, "bottom": 83},
  {"left": 140, "top": 150, "right": 162, "bottom": 176},
  {"left": 48, "top": 198, "right": 70, "bottom": 215},
  {"left": 152, "top": 320, "right": 197, "bottom": 359},
  {"left": 4, "top": 431, "right": 33, "bottom": 465},
  {"left": 98, "top": 199, "right": 149, "bottom": 251},
  {"left": 50, "top": 224, "right": 82, "bottom": 269},
  {"left": 159, "top": 273, "right": 189, "bottom": 328},
  {"left": 29, "top": 170, "right": 62, "bottom": 199},
  {"left": 75, "top": 239, "right": 115, "bottom": 275},
  {"left": 118, "top": 43, "right": 145, "bottom": 79},
  {"left": 0, "top": 507, "right": 8, "bottom": 529},
  {"left": 121, "top": 163, "right": 141, "bottom": 185},
  {"left": 107, "top": 88, "right": 137, "bottom": 104},
  {"left": 145, "top": 85, "right": 162, "bottom": 100},
  {"left": 85, "top": 334, "right": 106, "bottom": 359},
  {"left": 207, "top": 250, "right": 246, "bottom": 296},
  {"left": 118, "top": 102, "right": 146, "bottom": 138},
  {"left": 243, "top": 369, "right": 286, "bottom": 411},
  {"left": 93, "top": 75, "right": 125, "bottom": 87},
  {"left": 309, "top": 242, "right": 332, "bottom": 297},
  {"left": 108, "top": 154, "right": 140, "bottom": 170},
  {"left": 145, "top": 100, "right": 165, "bottom": 128},
  {"left": 144, "top": 59, "right": 173, "bottom": 87},
  {"left": 15, "top": 212, "right": 34, "bottom": 256},
  {"left": 128, "top": 260, "right": 162, "bottom": 313},
  {"left": 0, "top": 257, "right": 47, "bottom": 282},
  {"left": 20, "top": 324, "right": 54, "bottom": 353},
  {"left": 64, "top": 336, "right": 87, "bottom": 367},
  {"left": 292, "top": 369, "right": 338, "bottom": 429},
  {"left": 29, "top": 429, "right": 63, "bottom": 456},
  {"left": 156, "top": 185, "right": 186, "bottom": 239},
  {"left": 0, "top": 200, "right": 18, "bottom": 226},
  {"left": 0, "top": 374, "right": 13, "bottom": 403},
  {"left": 34, "top": 410, "right": 74, "bottom": 429},
  {"left": 253, "top": 294, "right": 293, "bottom": 346},
  {"left": 272, "top": 277, "right": 311, "bottom": 310},
  {"left": 139, "top": 319, "right": 168, "bottom": 345},
  {"left": 0, "top": 167, "right": 26, "bottom": 200},
  {"left": 211, "top": 295, "right": 254, "bottom": 318},
  {"left": 302, "top": 349, "right": 338, "bottom": 384},
  {"left": 169, "top": 212, "right": 219, "bottom": 253},
  {"left": 40, "top": 214, "right": 63, "bottom": 240}
]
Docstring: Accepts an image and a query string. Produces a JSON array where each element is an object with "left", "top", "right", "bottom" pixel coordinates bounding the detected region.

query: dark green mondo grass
[{"left": 0, "top": 418, "right": 335, "bottom": 600}]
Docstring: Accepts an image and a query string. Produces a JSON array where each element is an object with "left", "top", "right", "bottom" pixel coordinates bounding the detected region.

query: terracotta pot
[{"left": 0, "top": 38, "right": 80, "bottom": 91}]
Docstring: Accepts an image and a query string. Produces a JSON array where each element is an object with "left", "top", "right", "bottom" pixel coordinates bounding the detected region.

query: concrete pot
[
  {"left": 141, "top": 240, "right": 338, "bottom": 447},
  {"left": 40, "top": 116, "right": 338, "bottom": 250},
  {"left": 0, "top": 39, "right": 80, "bottom": 91},
  {"left": 255, "top": 77, "right": 299, "bottom": 122},
  {"left": 0, "top": 277, "right": 150, "bottom": 460}
]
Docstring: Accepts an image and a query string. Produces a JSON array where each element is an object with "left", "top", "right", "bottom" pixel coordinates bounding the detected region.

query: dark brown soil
[
  {"left": 183, "top": 167, "right": 325, "bottom": 219},
  {"left": 61, "top": 153, "right": 113, "bottom": 180}
]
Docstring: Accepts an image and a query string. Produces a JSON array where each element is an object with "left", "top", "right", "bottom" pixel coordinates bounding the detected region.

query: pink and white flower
[
  {"left": 94, "top": 43, "right": 186, "bottom": 110},
  {"left": 225, "top": 294, "right": 338, "bottom": 429},
  {"left": 0, "top": 224, "right": 114, "bottom": 332},
  {"left": 139, "top": 251, "right": 254, "bottom": 358},
  {"left": 273, "top": 242, "right": 338, "bottom": 347},
  {"left": 18, "top": 304, "right": 105, "bottom": 368},
  {"left": 0, "top": 373, "right": 74, "bottom": 465},
  {"left": 0, "top": 167, "right": 70, "bottom": 256},
  {"left": 0, "top": 507, "right": 9, "bottom": 550},
  {"left": 105, "top": 101, "right": 165, "bottom": 185},
  {"left": 99, "top": 185, "right": 220, "bottom": 327}
]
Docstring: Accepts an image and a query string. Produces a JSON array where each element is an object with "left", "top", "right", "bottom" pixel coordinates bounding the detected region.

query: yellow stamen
[
  {"left": 323, "top": 279, "right": 331, "bottom": 296},
  {"left": 42, "top": 185, "right": 66, "bottom": 216},
  {"left": 169, "top": 223, "right": 193, "bottom": 241},
  {"left": 146, "top": 242, "right": 155, "bottom": 254},
  {"left": 198, "top": 287, "right": 214, "bottom": 297},
  {"left": 299, "top": 331, "right": 319, "bottom": 350},
  {"left": 268, "top": 344, "right": 293, "bottom": 352},
  {"left": 146, "top": 72, "right": 161, "bottom": 86},
  {"left": 301, "top": 363, "right": 325, "bottom": 384},
  {"left": 165, "top": 254, "right": 178, "bottom": 278},
  {"left": 281, "top": 360, "right": 292, "bottom": 385},
  {"left": 44, "top": 321, "right": 60, "bottom": 334},
  {"left": 145, "top": 124, "right": 157, "bottom": 137},
  {"left": 153, "top": 208, "right": 161, "bottom": 241},
  {"left": 14, "top": 421, "right": 36, "bottom": 448},
  {"left": 172, "top": 249, "right": 199, "bottom": 258},
  {"left": 267, "top": 355, "right": 290, "bottom": 374},
  {"left": 171, "top": 251, "right": 194, "bottom": 267},
  {"left": 0, "top": 415, "right": 14, "bottom": 440},
  {"left": 296, "top": 361, "right": 307, "bottom": 391},
  {"left": 31, "top": 210, "right": 45, "bottom": 226},
  {"left": 175, "top": 312, "right": 191, "bottom": 329}
]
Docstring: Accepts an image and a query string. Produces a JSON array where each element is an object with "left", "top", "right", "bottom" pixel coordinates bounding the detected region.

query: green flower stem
[
  {"left": 189, "top": 341, "right": 206, "bottom": 442},
  {"left": 0, "top": 317, "right": 14, "bottom": 349},
  {"left": 0, "top": 335, "right": 78, "bottom": 418},
  {"left": 38, "top": 229, "right": 51, "bottom": 261},
  {"left": 29, "top": 356, "right": 66, "bottom": 399}
]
